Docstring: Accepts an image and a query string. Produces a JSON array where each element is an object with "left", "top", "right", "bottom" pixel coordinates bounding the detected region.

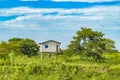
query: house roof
[{"left": 39, "top": 40, "right": 61, "bottom": 44}]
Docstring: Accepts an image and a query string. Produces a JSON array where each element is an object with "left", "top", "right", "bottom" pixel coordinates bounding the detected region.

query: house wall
[{"left": 40, "top": 41, "right": 60, "bottom": 53}]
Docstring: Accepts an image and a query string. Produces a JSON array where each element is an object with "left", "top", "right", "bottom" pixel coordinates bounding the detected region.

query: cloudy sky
[{"left": 0, "top": 0, "right": 120, "bottom": 51}]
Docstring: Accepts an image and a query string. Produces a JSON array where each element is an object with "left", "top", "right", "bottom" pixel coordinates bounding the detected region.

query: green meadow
[{"left": 0, "top": 52, "right": 120, "bottom": 80}]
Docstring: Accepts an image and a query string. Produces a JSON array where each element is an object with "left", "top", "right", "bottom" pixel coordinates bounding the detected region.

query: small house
[{"left": 39, "top": 40, "right": 61, "bottom": 53}]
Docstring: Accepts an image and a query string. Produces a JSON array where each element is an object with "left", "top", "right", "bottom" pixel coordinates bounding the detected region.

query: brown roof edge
[{"left": 39, "top": 40, "right": 61, "bottom": 44}]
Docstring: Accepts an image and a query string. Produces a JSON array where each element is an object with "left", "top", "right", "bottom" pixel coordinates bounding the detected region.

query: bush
[
  {"left": 0, "top": 38, "right": 39, "bottom": 56},
  {"left": 0, "top": 51, "right": 120, "bottom": 80}
]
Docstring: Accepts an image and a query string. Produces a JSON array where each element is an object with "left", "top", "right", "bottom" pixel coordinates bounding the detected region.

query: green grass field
[{"left": 0, "top": 52, "right": 120, "bottom": 80}]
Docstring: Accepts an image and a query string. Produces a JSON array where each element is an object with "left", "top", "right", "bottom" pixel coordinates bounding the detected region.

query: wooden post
[
  {"left": 41, "top": 52, "right": 43, "bottom": 59},
  {"left": 41, "top": 44, "right": 43, "bottom": 59},
  {"left": 48, "top": 52, "right": 52, "bottom": 59}
]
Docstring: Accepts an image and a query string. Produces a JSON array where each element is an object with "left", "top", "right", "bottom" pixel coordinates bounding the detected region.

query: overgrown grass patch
[{"left": 0, "top": 52, "right": 120, "bottom": 80}]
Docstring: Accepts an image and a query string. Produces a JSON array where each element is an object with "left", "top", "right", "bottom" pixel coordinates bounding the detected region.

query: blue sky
[{"left": 0, "top": 0, "right": 120, "bottom": 51}]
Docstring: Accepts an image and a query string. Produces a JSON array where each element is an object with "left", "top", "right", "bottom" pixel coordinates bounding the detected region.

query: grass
[{"left": 0, "top": 52, "right": 120, "bottom": 80}]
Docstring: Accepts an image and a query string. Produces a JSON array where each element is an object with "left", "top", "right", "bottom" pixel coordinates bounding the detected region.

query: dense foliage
[
  {"left": 67, "top": 28, "right": 116, "bottom": 61},
  {"left": 0, "top": 38, "right": 39, "bottom": 56},
  {"left": 0, "top": 52, "right": 120, "bottom": 80}
]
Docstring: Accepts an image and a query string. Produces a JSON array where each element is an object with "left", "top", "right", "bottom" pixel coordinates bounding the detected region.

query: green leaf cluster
[
  {"left": 67, "top": 28, "right": 116, "bottom": 61},
  {"left": 0, "top": 38, "right": 39, "bottom": 56}
]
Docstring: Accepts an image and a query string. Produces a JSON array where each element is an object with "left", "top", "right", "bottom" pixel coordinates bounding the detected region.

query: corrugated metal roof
[{"left": 39, "top": 40, "right": 61, "bottom": 44}]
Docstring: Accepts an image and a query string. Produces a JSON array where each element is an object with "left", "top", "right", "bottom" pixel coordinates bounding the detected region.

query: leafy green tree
[
  {"left": 102, "top": 38, "right": 117, "bottom": 52},
  {"left": 8, "top": 38, "right": 23, "bottom": 43},
  {"left": 0, "top": 41, "right": 9, "bottom": 53},
  {"left": 8, "top": 38, "right": 23, "bottom": 53},
  {"left": 7, "top": 38, "right": 39, "bottom": 56},
  {"left": 68, "top": 28, "right": 116, "bottom": 61},
  {"left": 18, "top": 38, "right": 39, "bottom": 56}
]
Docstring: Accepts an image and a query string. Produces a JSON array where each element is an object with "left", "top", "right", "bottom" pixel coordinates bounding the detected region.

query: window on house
[{"left": 45, "top": 45, "right": 48, "bottom": 48}]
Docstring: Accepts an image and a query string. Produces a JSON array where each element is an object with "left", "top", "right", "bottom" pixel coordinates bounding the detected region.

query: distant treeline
[{"left": 0, "top": 28, "right": 118, "bottom": 61}]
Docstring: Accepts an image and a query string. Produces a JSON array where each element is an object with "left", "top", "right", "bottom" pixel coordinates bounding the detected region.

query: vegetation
[
  {"left": 0, "top": 38, "right": 39, "bottom": 56},
  {"left": 0, "top": 28, "right": 119, "bottom": 80},
  {"left": 67, "top": 28, "right": 116, "bottom": 61},
  {"left": 0, "top": 52, "right": 120, "bottom": 80}
]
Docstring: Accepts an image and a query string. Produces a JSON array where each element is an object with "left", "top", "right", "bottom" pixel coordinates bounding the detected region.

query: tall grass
[{"left": 0, "top": 52, "right": 120, "bottom": 80}]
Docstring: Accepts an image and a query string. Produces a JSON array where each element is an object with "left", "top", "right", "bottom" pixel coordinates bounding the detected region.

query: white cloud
[
  {"left": 0, "top": 6, "right": 120, "bottom": 30},
  {"left": 0, "top": 6, "right": 120, "bottom": 50},
  {"left": 52, "top": 0, "right": 120, "bottom": 2}
]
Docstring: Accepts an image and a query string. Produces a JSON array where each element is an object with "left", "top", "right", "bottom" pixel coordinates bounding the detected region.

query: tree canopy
[
  {"left": 67, "top": 28, "right": 116, "bottom": 61},
  {"left": 18, "top": 38, "right": 39, "bottom": 56},
  {"left": 0, "top": 38, "right": 39, "bottom": 56}
]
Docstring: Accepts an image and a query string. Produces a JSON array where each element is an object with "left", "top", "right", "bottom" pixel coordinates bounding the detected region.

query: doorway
[{"left": 56, "top": 45, "right": 59, "bottom": 53}]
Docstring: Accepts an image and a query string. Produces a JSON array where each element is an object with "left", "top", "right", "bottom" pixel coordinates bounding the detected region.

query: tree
[
  {"left": 18, "top": 38, "right": 39, "bottom": 56},
  {"left": 0, "top": 41, "right": 9, "bottom": 53},
  {"left": 68, "top": 28, "right": 116, "bottom": 61},
  {"left": 102, "top": 38, "right": 117, "bottom": 52},
  {"left": 8, "top": 38, "right": 39, "bottom": 56},
  {"left": 8, "top": 38, "right": 23, "bottom": 53},
  {"left": 0, "top": 38, "right": 39, "bottom": 56},
  {"left": 8, "top": 38, "right": 23, "bottom": 43}
]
